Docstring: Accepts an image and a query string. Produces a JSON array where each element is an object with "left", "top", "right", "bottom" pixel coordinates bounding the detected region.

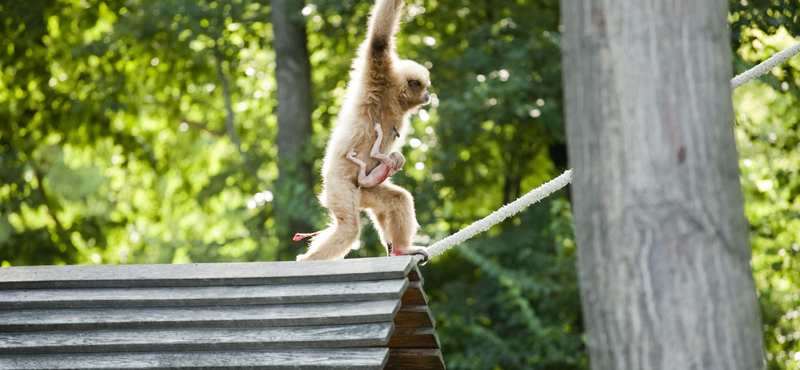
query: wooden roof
[{"left": 0, "top": 257, "right": 444, "bottom": 370}]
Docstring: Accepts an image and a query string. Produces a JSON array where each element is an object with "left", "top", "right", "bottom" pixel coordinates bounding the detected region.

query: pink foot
[
  {"left": 293, "top": 232, "right": 319, "bottom": 242},
  {"left": 390, "top": 245, "right": 429, "bottom": 265}
]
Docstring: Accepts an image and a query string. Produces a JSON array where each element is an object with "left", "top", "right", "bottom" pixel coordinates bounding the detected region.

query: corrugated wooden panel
[
  {"left": 0, "top": 300, "right": 400, "bottom": 332},
  {"left": 0, "top": 279, "right": 408, "bottom": 309},
  {"left": 0, "top": 257, "right": 417, "bottom": 289},
  {"left": 0, "top": 323, "right": 394, "bottom": 355},
  {"left": 407, "top": 265, "right": 423, "bottom": 283},
  {"left": 387, "top": 267, "right": 445, "bottom": 370},
  {"left": 400, "top": 280, "right": 428, "bottom": 306},
  {"left": 394, "top": 305, "right": 435, "bottom": 328},
  {"left": 0, "top": 258, "right": 445, "bottom": 369},
  {"left": 0, "top": 348, "right": 389, "bottom": 370},
  {"left": 386, "top": 349, "right": 445, "bottom": 370},
  {"left": 386, "top": 327, "right": 440, "bottom": 349}
]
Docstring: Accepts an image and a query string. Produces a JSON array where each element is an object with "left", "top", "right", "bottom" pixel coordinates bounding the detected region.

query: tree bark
[
  {"left": 272, "top": 0, "right": 315, "bottom": 258},
  {"left": 561, "top": 1, "right": 766, "bottom": 369}
]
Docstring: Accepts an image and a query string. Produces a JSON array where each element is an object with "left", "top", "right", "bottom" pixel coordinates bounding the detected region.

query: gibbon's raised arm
[{"left": 365, "top": 0, "right": 403, "bottom": 79}]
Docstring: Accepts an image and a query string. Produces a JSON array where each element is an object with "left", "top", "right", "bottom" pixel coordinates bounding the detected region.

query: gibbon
[{"left": 296, "top": 0, "right": 431, "bottom": 261}]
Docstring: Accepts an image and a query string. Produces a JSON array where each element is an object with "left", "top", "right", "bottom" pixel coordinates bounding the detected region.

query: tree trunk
[
  {"left": 272, "top": 0, "right": 315, "bottom": 258},
  {"left": 561, "top": 0, "right": 766, "bottom": 369}
]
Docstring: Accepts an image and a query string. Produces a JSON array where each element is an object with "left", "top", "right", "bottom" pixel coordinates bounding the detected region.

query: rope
[
  {"left": 731, "top": 40, "right": 800, "bottom": 90},
  {"left": 414, "top": 169, "right": 573, "bottom": 262},
  {"left": 412, "top": 40, "right": 800, "bottom": 265}
]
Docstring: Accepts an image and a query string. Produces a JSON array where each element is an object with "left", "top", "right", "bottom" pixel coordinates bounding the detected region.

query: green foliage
[
  {"left": 730, "top": 0, "right": 799, "bottom": 49},
  {"left": 0, "top": 0, "right": 298, "bottom": 266},
  {"left": 424, "top": 198, "right": 583, "bottom": 369},
  {"left": 730, "top": 0, "right": 800, "bottom": 103},
  {"left": 734, "top": 28, "right": 800, "bottom": 370}
]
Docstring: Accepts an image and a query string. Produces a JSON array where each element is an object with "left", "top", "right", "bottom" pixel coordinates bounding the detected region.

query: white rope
[
  {"left": 731, "top": 40, "right": 800, "bottom": 90},
  {"left": 412, "top": 40, "right": 800, "bottom": 264},
  {"left": 415, "top": 169, "right": 573, "bottom": 261}
]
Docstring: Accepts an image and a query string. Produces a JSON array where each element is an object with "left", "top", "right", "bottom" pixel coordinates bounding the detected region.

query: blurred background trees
[{"left": 0, "top": 0, "right": 798, "bottom": 368}]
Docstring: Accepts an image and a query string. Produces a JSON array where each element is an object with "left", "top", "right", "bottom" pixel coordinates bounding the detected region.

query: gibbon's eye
[{"left": 408, "top": 80, "right": 421, "bottom": 90}]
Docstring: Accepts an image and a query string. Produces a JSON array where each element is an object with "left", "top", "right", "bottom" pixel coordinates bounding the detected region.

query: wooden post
[{"left": 561, "top": 0, "right": 767, "bottom": 368}]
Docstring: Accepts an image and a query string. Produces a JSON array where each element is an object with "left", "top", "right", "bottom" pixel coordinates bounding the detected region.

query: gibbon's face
[{"left": 395, "top": 59, "right": 431, "bottom": 110}]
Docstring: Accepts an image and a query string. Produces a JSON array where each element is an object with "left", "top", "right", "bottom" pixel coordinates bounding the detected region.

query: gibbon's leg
[
  {"left": 296, "top": 178, "right": 362, "bottom": 261},
  {"left": 360, "top": 182, "right": 428, "bottom": 257}
]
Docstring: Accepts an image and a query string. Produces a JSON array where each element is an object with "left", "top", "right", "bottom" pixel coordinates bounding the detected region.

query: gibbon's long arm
[{"left": 365, "top": 0, "right": 403, "bottom": 84}]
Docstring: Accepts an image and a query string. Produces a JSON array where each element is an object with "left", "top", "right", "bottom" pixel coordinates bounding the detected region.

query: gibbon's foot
[
  {"left": 390, "top": 245, "right": 429, "bottom": 265},
  {"left": 412, "top": 249, "right": 429, "bottom": 265},
  {"left": 293, "top": 232, "right": 319, "bottom": 242}
]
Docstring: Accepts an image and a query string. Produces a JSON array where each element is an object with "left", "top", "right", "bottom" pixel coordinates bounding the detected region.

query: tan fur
[{"left": 296, "top": 0, "right": 431, "bottom": 261}]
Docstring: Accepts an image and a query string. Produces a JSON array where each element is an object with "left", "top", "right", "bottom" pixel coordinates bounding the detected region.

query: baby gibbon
[
  {"left": 346, "top": 123, "right": 406, "bottom": 188},
  {"left": 296, "top": 0, "right": 431, "bottom": 261}
]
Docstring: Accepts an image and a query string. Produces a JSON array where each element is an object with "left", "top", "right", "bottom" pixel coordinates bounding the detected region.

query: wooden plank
[
  {"left": 0, "top": 257, "right": 417, "bottom": 290},
  {"left": 394, "top": 305, "right": 434, "bottom": 328},
  {"left": 385, "top": 349, "right": 445, "bottom": 370},
  {"left": 0, "top": 279, "right": 408, "bottom": 309},
  {"left": 407, "top": 265, "right": 424, "bottom": 284},
  {"left": 0, "top": 300, "right": 400, "bottom": 332},
  {"left": 386, "top": 327, "right": 440, "bottom": 349},
  {"left": 0, "top": 323, "right": 394, "bottom": 355},
  {"left": 0, "top": 348, "right": 389, "bottom": 370},
  {"left": 400, "top": 280, "right": 428, "bottom": 306}
]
